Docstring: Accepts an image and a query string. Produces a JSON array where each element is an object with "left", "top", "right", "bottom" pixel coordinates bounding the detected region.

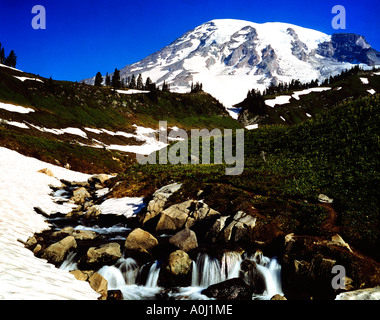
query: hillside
[
  {"left": 0, "top": 64, "right": 240, "bottom": 173},
  {"left": 108, "top": 94, "right": 380, "bottom": 260},
  {"left": 237, "top": 67, "right": 380, "bottom": 126}
]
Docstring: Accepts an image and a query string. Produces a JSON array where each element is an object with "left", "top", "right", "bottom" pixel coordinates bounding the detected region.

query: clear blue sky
[{"left": 0, "top": 0, "right": 378, "bottom": 81}]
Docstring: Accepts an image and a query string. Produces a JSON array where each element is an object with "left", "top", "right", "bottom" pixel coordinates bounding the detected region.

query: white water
[{"left": 91, "top": 250, "right": 282, "bottom": 300}]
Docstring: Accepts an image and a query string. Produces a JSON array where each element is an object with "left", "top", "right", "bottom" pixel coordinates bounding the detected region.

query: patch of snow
[
  {"left": 0, "top": 119, "right": 29, "bottom": 129},
  {"left": 0, "top": 102, "right": 35, "bottom": 114},
  {"left": 0, "top": 63, "right": 22, "bottom": 72},
  {"left": 280, "top": 116, "right": 286, "bottom": 122},
  {"left": 61, "top": 127, "right": 88, "bottom": 139},
  {"left": 245, "top": 124, "right": 259, "bottom": 130},
  {"left": 116, "top": 89, "right": 150, "bottom": 95},
  {"left": 306, "top": 113, "right": 312, "bottom": 118},
  {"left": 373, "top": 72, "right": 380, "bottom": 76},
  {"left": 13, "top": 76, "right": 43, "bottom": 83},
  {"left": 292, "top": 87, "right": 332, "bottom": 100},
  {"left": 265, "top": 95, "right": 292, "bottom": 108},
  {"left": 99, "top": 197, "right": 146, "bottom": 218},
  {"left": 367, "top": 89, "right": 376, "bottom": 95},
  {"left": 360, "top": 78, "right": 369, "bottom": 84},
  {"left": 84, "top": 127, "right": 103, "bottom": 134},
  {"left": 0, "top": 147, "right": 99, "bottom": 299}
]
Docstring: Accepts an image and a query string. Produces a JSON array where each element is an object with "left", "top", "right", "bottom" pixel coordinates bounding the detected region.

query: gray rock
[{"left": 169, "top": 228, "right": 198, "bottom": 252}]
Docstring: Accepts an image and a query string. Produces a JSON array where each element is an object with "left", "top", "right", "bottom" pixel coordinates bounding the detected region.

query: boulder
[
  {"left": 318, "top": 194, "right": 334, "bottom": 204},
  {"left": 124, "top": 228, "right": 158, "bottom": 254},
  {"left": 166, "top": 250, "right": 192, "bottom": 276},
  {"left": 222, "top": 211, "right": 256, "bottom": 242},
  {"left": 335, "top": 287, "right": 380, "bottom": 300},
  {"left": 72, "top": 187, "right": 91, "bottom": 204},
  {"left": 169, "top": 228, "right": 198, "bottom": 252},
  {"left": 156, "top": 200, "right": 220, "bottom": 232},
  {"left": 201, "top": 278, "right": 253, "bottom": 300},
  {"left": 88, "top": 174, "right": 110, "bottom": 185},
  {"left": 85, "top": 243, "right": 121, "bottom": 266},
  {"left": 239, "top": 259, "right": 266, "bottom": 294},
  {"left": 43, "top": 236, "right": 77, "bottom": 264},
  {"left": 143, "top": 183, "right": 182, "bottom": 224},
  {"left": 88, "top": 272, "right": 108, "bottom": 300}
]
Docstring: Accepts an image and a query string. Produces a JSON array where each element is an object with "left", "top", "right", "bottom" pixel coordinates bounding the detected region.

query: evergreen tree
[
  {"left": 105, "top": 72, "right": 111, "bottom": 86},
  {"left": 112, "top": 68, "right": 121, "bottom": 89},
  {"left": 4, "top": 50, "right": 16, "bottom": 68},
  {"left": 0, "top": 43, "right": 5, "bottom": 64},
  {"left": 145, "top": 77, "right": 152, "bottom": 90},
  {"left": 94, "top": 71, "right": 103, "bottom": 86},
  {"left": 129, "top": 74, "right": 136, "bottom": 89},
  {"left": 136, "top": 74, "right": 143, "bottom": 90}
]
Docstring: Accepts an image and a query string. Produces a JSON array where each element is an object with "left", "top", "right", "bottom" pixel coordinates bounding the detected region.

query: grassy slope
[
  {"left": 0, "top": 66, "right": 240, "bottom": 173},
  {"left": 111, "top": 94, "right": 380, "bottom": 259},
  {"left": 238, "top": 70, "right": 380, "bottom": 126}
]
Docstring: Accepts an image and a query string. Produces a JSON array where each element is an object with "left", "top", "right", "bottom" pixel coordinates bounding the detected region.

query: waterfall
[
  {"left": 255, "top": 257, "right": 283, "bottom": 298},
  {"left": 145, "top": 261, "right": 161, "bottom": 288},
  {"left": 191, "top": 253, "right": 222, "bottom": 287},
  {"left": 59, "top": 251, "right": 77, "bottom": 271},
  {"left": 116, "top": 257, "right": 139, "bottom": 285},
  {"left": 98, "top": 265, "right": 126, "bottom": 289},
  {"left": 191, "top": 251, "right": 242, "bottom": 287},
  {"left": 221, "top": 251, "right": 242, "bottom": 281}
]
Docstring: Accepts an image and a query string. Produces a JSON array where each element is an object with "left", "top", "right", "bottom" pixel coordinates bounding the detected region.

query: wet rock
[
  {"left": 169, "top": 228, "right": 198, "bottom": 252},
  {"left": 85, "top": 242, "right": 121, "bottom": 267},
  {"left": 201, "top": 278, "right": 253, "bottom": 300},
  {"left": 43, "top": 236, "right": 77, "bottom": 264},
  {"left": 72, "top": 187, "right": 91, "bottom": 204},
  {"left": 166, "top": 250, "right": 192, "bottom": 276},
  {"left": 239, "top": 259, "right": 266, "bottom": 294},
  {"left": 125, "top": 228, "right": 158, "bottom": 254},
  {"left": 88, "top": 272, "right": 108, "bottom": 300}
]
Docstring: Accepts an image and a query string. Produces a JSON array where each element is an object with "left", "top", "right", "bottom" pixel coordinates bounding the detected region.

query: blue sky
[{"left": 0, "top": 0, "right": 378, "bottom": 81}]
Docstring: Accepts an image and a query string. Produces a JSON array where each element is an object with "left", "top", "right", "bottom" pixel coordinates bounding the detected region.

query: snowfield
[{"left": 0, "top": 147, "right": 99, "bottom": 299}]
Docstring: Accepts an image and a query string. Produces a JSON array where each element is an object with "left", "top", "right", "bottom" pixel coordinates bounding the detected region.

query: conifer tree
[
  {"left": 136, "top": 74, "right": 143, "bottom": 90},
  {"left": 112, "top": 68, "right": 121, "bottom": 89},
  {"left": 129, "top": 74, "right": 136, "bottom": 89},
  {"left": 4, "top": 50, "right": 16, "bottom": 68},
  {"left": 0, "top": 43, "right": 5, "bottom": 64},
  {"left": 105, "top": 72, "right": 111, "bottom": 86},
  {"left": 94, "top": 72, "right": 103, "bottom": 86}
]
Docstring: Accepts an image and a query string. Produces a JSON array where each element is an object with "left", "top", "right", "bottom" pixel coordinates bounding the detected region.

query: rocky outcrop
[
  {"left": 207, "top": 211, "right": 256, "bottom": 243},
  {"left": 155, "top": 200, "right": 220, "bottom": 232},
  {"left": 142, "top": 183, "right": 182, "bottom": 225},
  {"left": 317, "top": 33, "right": 380, "bottom": 66}
]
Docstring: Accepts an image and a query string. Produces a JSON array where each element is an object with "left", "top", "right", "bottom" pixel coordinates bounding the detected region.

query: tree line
[
  {"left": 94, "top": 69, "right": 172, "bottom": 92},
  {"left": 239, "top": 65, "right": 365, "bottom": 116},
  {"left": 0, "top": 42, "right": 17, "bottom": 68}
]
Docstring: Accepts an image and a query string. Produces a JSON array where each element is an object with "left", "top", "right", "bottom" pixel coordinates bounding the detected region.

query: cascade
[
  {"left": 116, "top": 257, "right": 139, "bottom": 285},
  {"left": 145, "top": 261, "right": 161, "bottom": 288},
  {"left": 59, "top": 251, "right": 77, "bottom": 271}
]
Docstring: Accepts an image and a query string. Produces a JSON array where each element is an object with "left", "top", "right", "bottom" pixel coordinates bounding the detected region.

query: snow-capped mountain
[{"left": 84, "top": 19, "right": 380, "bottom": 108}]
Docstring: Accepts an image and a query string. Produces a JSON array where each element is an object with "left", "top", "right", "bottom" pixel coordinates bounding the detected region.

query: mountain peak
[{"left": 84, "top": 19, "right": 379, "bottom": 108}]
